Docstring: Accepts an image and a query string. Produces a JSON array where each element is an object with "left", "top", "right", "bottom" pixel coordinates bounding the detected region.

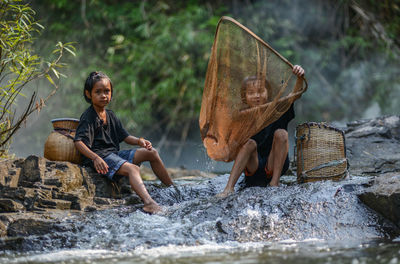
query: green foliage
[
  {"left": 0, "top": 0, "right": 75, "bottom": 156},
  {"left": 106, "top": 2, "right": 221, "bottom": 136},
  {"left": 32, "top": 0, "right": 224, "bottom": 139}
]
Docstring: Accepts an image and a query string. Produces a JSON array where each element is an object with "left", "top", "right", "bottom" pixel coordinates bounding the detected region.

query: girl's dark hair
[{"left": 84, "top": 71, "right": 113, "bottom": 103}]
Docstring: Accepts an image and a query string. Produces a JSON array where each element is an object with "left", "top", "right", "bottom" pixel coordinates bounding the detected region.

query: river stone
[
  {"left": 18, "top": 155, "right": 46, "bottom": 187},
  {"left": 0, "top": 199, "right": 25, "bottom": 212},
  {"left": 7, "top": 218, "right": 67, "bottom": 237},
  {"left": 358, "top": 173, "right": 400, "bottom": 228}
]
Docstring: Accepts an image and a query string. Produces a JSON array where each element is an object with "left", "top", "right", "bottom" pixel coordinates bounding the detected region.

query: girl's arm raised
[{"left": 74, "top": 140, "right": 109, "bottom": 174}]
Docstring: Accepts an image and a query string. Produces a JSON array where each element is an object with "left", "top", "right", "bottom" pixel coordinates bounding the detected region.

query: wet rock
[
  {"left": 344, "top": 116, "right": 400, "bottom": 228},
  {"left": 358, "top": 173, "right": 400, "bottom": 228},
  {"left": 7, "top": 218, "right": 67, "bottom": 237},
  {"left": 345, "top": 116, "right": 400, "bottom": 175},
  {"left": 84, "top": 205, "right": 97, "bottom": 212},
  {"left": 0, "top": 199, "right": 25, "bottom": 212},
  {"left": 125, "top": 194, "right": 142, "bottom": 205},
  {"left": 0, "top": 237, "right": 25, "bottom": 251}
]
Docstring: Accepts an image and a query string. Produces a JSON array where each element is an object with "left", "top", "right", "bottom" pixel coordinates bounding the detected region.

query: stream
[{"left": 1, "top": 174, "right": 399, "bottom": 264}]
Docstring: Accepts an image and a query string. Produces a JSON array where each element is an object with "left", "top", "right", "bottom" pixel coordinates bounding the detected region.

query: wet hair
[
  {"left": 240, "top": 76, "right": 271, "bottom": 104},
  {"left": 83, "top": 71, "right": 113, "bottom": 103}
]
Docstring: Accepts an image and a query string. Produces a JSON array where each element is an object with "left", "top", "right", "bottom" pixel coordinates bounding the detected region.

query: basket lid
[
  {"left": 51, "top": 118, "right": 79, "bottom": 123},
  {"left": 51, "top": 118, "right": 80, "bottom": 130}
]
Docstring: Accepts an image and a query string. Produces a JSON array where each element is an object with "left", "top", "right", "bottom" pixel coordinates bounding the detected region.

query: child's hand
[
  {"left": 293, "top": 65, "right": 305, "bottom": 77},
  {"left": 93, "top": 156, "right": 109, "bottom": 175},
  {"left": 139, "top": 137, "right": 152, "bottom": 150}
]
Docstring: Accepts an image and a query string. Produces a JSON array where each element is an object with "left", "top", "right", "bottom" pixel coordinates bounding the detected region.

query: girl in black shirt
[
  {"left": 74, "top": 72, "right": 173, "bottom": 213},
  {"left": 217, "top": 65, "right": 305, "bottom": 197}
]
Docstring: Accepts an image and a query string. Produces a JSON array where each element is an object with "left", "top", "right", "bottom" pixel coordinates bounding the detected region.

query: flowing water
[{"left": 1, "top": 175, "right": 399, "bottom": 264}]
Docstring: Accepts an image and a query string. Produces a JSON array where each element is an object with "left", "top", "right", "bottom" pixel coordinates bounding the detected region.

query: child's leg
[
  {"left": 133, "top": 148, "right": 173, "bottom": 186},
  {"left": 116, "top": 162, "right": 161, "bottom": 213},
  {"left": 217, "top": 139, "right": 258, "bottom": 197},
  {"left": 266, "top": 129, "right": 289, "bottom": 187}
]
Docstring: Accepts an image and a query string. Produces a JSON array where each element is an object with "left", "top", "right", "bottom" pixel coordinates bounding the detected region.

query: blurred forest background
[{"left": 7, "top": 0, "right": 400, "bottom": 170}]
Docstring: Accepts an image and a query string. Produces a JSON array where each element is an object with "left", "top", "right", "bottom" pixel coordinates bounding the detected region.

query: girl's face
[
  {"left": 245, "top": 79, "right": 268, "bottom": 107},
  {"left": 85, "top": 78, "right": 112, "bottom": 109}
]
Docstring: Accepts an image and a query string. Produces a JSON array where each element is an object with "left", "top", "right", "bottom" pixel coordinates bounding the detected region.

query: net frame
[{"left": 200, "top": 16, "right": 308, "bottom": 162}]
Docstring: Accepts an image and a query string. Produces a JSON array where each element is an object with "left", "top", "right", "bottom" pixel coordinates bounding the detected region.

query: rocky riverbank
[
  {"left": 343, "top": 116, "right": 400, "bottom": 229},
  {"left": 1, "top": 115, "right": 400, "bottom": 247},
  {"left": 0, "top": 156, "right": 215, "bottom": 241}
]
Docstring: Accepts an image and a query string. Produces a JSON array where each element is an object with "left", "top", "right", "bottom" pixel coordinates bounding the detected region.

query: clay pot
[{"left": 44, "top": 118, "right": 81, "bottom": 164}]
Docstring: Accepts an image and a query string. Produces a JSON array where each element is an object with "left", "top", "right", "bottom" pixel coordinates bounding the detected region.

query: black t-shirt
[
  {"left": 251, "top": 104, "right": 295, "bottom": 157},
  {"left": 74, "top": 105, "right": 129, "bottom": 166}
]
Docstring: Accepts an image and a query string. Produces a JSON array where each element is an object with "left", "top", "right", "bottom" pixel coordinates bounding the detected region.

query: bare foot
[
  {"left": 216, "top": 189, "right": 234, "bottom": 198},
  {"left": 269, "top": 180, "right": 280, "bottom": 187},
  {"left": 143, "top": 202, "right": 162, "bottom": 214}
]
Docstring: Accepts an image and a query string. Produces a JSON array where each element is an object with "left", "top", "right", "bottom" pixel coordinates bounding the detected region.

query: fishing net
[{"left": 199, "top": 16, "right": 308, "bottom": 162}]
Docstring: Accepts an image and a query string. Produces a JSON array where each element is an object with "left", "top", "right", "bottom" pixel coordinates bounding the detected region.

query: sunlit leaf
[{"left": 45, "top": 73, "right": 55, "bottom": 85}]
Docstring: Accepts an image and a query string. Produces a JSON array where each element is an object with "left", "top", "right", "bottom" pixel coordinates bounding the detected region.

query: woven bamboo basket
[
  {"left": 295, "top": 122, "right": 348, "bottom": 183},
  {"left": 44, "top": 118, "right": 81, "bottom": 164}
]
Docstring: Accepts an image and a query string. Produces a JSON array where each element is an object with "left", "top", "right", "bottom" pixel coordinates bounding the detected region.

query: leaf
[
  {"left": 51, "top": 68, "right": 59, "bottom": 79},
  {"left": 45, "top": 74, "right": 55, "bottom": 86},
  {"left": 36, "top": 22, "right": 44, "bottom": 30},
  {"left": 64, "top": 46, "right": 76, "bottom": 56}
]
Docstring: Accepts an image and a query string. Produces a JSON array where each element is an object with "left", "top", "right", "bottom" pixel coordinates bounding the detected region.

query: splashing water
[{"left": 1, "top": 174, "right": 399, "bottom": 263}]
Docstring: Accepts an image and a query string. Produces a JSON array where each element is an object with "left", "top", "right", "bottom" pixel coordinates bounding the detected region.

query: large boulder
[
  {"left": 345, "top": 116, "right": 400, "bottom": 175},
  {"left": 345, "top": 116, "right": 400, "bottom": 228},
  {"left": 358, "top": 173, "right": 400, "bottom": 228}
]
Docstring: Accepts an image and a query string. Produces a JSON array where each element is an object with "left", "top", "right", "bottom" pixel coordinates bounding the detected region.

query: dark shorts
[
  {"left": 244, "top": 152, "right": 289, "bottom": 187},
  {"left": 102, "top": 149, "right": 137, "bottom": 180}
]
